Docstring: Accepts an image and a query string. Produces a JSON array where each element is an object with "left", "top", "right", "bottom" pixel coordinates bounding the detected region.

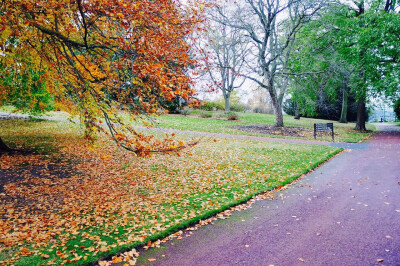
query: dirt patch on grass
[
  {"left": 234, "top": 125, "right": 313, "bottom": 137},
  {"left": 0, "top": 152, "right": 82, "bottom": 219}
]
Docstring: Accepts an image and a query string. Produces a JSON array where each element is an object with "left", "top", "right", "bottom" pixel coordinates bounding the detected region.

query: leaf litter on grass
[{"left": 0, "top": 120, "right": 341, "bottom": 265}]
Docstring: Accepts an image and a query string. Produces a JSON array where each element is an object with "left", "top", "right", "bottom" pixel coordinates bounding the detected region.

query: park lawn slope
[
  {"left": 154, "top": 111, "right": 375, "bottom": 143},
  {"left": 0, "top": 106, "right": 375, "bottom": 143},
  {"left": 0, "top": 119, "right": 341, "bottom": 265}
]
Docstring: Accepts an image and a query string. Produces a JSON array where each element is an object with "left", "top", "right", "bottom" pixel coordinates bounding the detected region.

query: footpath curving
[{"left": 136, "top": 124, "right": 400, "bottom": 265}]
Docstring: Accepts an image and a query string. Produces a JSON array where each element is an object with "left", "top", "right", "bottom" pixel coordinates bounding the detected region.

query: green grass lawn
[
  {"left": 0, "top": 106, "right": 375, "bottom": 143},
  {"left": 152, "top": 110, "right": 375, "bottom": 143},
  {"left": 0, "top": 105, "right": 71, "bottom": 119},
  {"left": 0, "top": 119, "right": 342, "bottom": 265}
]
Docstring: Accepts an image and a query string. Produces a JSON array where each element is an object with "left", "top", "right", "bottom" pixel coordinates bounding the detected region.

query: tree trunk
[
  {"left": 224, "top": 95, "right": 231, "bottom": 113},
  {"left": 266, "top": 76, "right": 284, "bottom": 127},
  {"left": 355, "top": 97, "right": 367, "bottom": 131},
  {"left": 271, "top": 96, "right": 284, "bottom": 127},
  {"left": 294, "top": 104, "right": 301, "bottom": 120},
  {"left": 339, "top": 87, "right": 348, "bottom": 123},
  {"left": 0, "top": 137, "right": 11, "bottom": 153}
]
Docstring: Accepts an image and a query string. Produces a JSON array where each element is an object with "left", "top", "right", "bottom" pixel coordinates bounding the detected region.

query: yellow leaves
[
  {"left": 112, "top": 256, "right": 123, "bottom": 263},
  {"left": 0, "top": 118, "right": 340, "bottom": 265},
  {"left": 0, "top": 28, "right": 12, "bottom": 42},
  {"left": 99, "top": 246, "right": 109, "bottom": 252},
  {"left": 131, "top": 77, "right": 144, "bottom": 87},
  {"left": 0, "top": 0, "right": 202, "bottom": 153}
]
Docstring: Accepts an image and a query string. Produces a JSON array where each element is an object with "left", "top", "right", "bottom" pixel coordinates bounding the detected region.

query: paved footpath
[{"left": 137, "top": 123, "right": 400, "bottom": 265}]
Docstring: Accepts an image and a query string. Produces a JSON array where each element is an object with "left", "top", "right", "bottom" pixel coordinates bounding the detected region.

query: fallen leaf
[{"left": 112, "top": 256, "right": 123, "bottom": 263}]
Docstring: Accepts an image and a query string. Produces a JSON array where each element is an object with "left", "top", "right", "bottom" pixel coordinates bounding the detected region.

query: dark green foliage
[
  {"left": 283, "top": 99, "right": 296, "bottom": 116},
  {"left": 1, "top": 64, "right": 54, "bottom": 114},
  {"left": 289, "top": 1, "right": 400, "bottom": 128},
  {"left": 394, "top": 98, "right": 400, "bottom": 120},
  {"left": 286, "top": 90, "right": 359, "bottom": 121},
  {"left": 160, "top": 96, "right": 187, "bottom": 114}
]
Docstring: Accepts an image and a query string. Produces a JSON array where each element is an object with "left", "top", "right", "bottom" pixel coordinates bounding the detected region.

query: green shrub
[
  {"left": 226, "top": 112, "right": 239, "bottom": 120},
  {"left": 230, "top": 103, "right": 245, "bottom": 112},
  {"left": 199, "top": 111, "right": 212, "bottom": 118},
  {"left": 199, "top": 101, "right": 224, "bottom": 111}
]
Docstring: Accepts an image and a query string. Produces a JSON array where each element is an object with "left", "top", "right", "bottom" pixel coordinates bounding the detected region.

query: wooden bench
[{"left": 314, "top": 123, "right": 334, "bottom": 141}]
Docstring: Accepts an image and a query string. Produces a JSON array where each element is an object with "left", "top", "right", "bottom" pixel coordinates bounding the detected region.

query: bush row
[{"left": 198, "top": 101, "right": 248, "bottom": 112}]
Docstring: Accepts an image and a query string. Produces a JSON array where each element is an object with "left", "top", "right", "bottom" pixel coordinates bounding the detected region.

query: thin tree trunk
[
  {"left": 294, "top": 102, "right": 301, "bottom": 120},
  {"left": 355, "top": 97, "right": 367, "bottom": 131},
  {"left": 224, "top": 96, "right": 231, "bottom": 113},
  {"left": 0, "top": 137, "right": 11, "bottom": 153},
  {"left": 339, "top": 87, "right": 348, "bottom": 123}
]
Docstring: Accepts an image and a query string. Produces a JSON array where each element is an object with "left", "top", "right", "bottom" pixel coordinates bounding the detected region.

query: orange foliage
[{"left": 0, "top": 0, "right": 204, "bottom": 155}]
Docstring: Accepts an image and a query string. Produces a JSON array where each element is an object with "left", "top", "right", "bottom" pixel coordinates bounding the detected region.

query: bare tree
[
  {"left": 216, "top": 0, "right": 324, "bottom": 127},
  {"left": 199, "top": 5, "right": 249, "bottom": 113}
]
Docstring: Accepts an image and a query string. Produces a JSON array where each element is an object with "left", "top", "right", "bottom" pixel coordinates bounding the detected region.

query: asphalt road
[{"left": 137, "top": 123, "right": 400, "bottom": 266}]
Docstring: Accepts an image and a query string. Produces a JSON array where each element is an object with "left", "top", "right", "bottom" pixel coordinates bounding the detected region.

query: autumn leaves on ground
[{"left": 0, "top": 119, "right": 342, "bottom": 265}]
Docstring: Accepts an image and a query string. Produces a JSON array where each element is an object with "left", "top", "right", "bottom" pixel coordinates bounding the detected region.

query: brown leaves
[{"left": 0, "top": 119, "right": 341, "bottom": 264}]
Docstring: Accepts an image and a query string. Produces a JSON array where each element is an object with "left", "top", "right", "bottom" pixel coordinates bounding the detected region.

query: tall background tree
[
  {"left": 289, "top": 0, "right": 400, "bottom": 130},
  {"left": 198, "top": 3, "right": 249, "bottom": 113},
  {"left": 215, "top": 0, "right": 325, "bottom": 127},
  {"left": 0, "top": 0, "right": 204, "bottom": 154}
]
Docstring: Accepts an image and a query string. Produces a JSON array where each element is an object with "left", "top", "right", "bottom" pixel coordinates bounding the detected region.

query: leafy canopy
[
  {"left": 0, "top": 0, "right": 204, "bottom": 155},
  {"left": 288, "top": 0, "right": 400, "bottom": 115}
]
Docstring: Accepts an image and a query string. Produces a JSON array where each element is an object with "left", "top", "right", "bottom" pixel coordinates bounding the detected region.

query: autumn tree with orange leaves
[{"left": 0, "top": 0, "right": 204, "bottom": 155}]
